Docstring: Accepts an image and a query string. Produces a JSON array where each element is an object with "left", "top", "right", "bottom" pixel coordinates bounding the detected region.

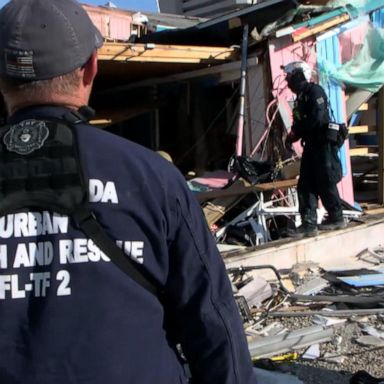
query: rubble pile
[{"left": 228, "top": 255, "right": 384, "bottom": 383}]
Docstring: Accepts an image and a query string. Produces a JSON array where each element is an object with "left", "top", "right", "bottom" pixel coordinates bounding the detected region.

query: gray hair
[{"left": 0, "top": 69, "right": 82, "bottom": 103}]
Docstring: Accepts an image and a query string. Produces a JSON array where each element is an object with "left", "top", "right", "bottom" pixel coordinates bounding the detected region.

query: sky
[{"left": 0, "top": 0, "right": 159, "bottom": 12}]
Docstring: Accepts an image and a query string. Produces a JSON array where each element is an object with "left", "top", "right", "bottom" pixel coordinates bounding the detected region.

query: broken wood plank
[
  {"left": 98, "top": 42, "right": 238, "bottom": 63},
  {"left": 349, "top": 125, "right": 377, "bottom": 134},
  {"left": 202, "top": 179, "right": 248, "bottom": 227},
  {"left": 292, "top": 14, "right": 350, "bottom": 42},
  {"left": 350, "top": 147, "right": 378, "bottom": 156},
  {"left": 197, "top": 179, "right": 298, "bottom": 202}
]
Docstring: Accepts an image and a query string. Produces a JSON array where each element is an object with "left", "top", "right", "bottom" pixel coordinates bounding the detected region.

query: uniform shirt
[
  {"left": 291, "top": 82, "right": 330, "bottom": 144},
  {"left": 0, "top": 106, "right": 255, "bottom": 384}
]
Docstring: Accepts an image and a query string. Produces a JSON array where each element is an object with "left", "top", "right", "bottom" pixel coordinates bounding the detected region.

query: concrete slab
[{"left": 223, "top": 216, "right": 384, "bottom": 278}]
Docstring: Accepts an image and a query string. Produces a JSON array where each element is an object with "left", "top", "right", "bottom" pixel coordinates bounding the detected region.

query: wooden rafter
[
  {"left": 292, "top": 14, "right": 350, "bottom": 42},
  {"left": 98, "top": 42, "right": 239, "bottom": 64}
]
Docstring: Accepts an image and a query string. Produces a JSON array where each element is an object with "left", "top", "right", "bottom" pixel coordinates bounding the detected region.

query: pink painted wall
[
  {"left": 268, "top": 36, "right": 317, "bottom": 157},
  {"left": 82, "top": 4, "right": 133, "bottom": 41}
]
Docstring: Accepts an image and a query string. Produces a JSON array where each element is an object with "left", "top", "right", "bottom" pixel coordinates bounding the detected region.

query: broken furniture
[{"left": 197, "top": 178, "right": 299, "bottom": 245}]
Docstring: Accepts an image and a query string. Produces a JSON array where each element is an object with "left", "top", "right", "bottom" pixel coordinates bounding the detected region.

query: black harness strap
[
  {"left": 0, "top": 110, "right": 159, "bottom": 297},
  {"left": 73, "top": 206, "right": 159, "bottom": 296}
]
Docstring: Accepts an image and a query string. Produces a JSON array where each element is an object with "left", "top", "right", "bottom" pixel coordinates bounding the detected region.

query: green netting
[{"left": 319, "top": 26, "right": 384, "bottom": 92}]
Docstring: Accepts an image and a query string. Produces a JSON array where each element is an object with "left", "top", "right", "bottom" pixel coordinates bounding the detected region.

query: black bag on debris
[{"left": 228, "top": 155, "right": 275, "bottom": 185}]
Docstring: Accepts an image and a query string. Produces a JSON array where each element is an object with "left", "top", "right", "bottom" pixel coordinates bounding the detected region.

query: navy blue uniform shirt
[
  {"left": 0, "top": 106, "right": 255, "bottom": 384},
  {"left": 292, "top": 82, "right": 330, "bottom": 144}
]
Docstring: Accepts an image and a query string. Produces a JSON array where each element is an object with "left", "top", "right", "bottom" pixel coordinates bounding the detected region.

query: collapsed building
[
  {"left": 50, "top": 0, "right": 384, "bottom": 254},
  {"left": 1, "top": 1, "right": 384, "bottom": 380}
]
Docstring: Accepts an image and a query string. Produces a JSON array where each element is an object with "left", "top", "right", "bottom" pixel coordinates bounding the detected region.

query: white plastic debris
[{"left": 302, "top": 344, "right": 320, "bottom": 360}]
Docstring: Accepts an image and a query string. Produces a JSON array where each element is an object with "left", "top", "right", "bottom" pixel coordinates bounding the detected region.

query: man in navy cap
[{"left": 0, "top": 1, "right": 256, "bottom": 383}]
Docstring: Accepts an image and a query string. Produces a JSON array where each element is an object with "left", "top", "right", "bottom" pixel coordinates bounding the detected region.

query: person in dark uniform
[
  {"left": 0, "top": 1, "right": 256, "bottom": 383},
  {"left": 283, "top": 61, "right": 346, "bottom": 238}
]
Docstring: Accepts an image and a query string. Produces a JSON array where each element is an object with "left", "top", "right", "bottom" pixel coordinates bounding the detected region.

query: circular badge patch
[{"left": 3, "top": 119, "right": 49, "bottom": 155}]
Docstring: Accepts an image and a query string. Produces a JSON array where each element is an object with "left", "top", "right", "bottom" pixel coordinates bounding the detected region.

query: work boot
[
  {"left": 286, "top": 224, "right": 318, "bottom": 239},
  {"left": 318, "top": 218, "right": 347, "bottom": 231}
]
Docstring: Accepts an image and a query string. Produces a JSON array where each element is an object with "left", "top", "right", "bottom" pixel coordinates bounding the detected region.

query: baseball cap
[{"left": 0, "top": 0, "right": 103, "bottom": 80}]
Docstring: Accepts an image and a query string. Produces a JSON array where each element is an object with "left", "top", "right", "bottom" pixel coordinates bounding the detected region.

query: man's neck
[{"left": 9, "top": 101, "right": 83, "bottom": 116}]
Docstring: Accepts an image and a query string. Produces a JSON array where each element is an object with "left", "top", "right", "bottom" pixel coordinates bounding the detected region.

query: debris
[
  {"left": 360, "top": 324, "right": 384, "bottom": 339},
  {"left": 302, "top": 344, "right": 320, "bottom": 360},
  {"left": 295, "top": 277, "right": 329, "bottom": 295},
  {"left": 355, "top": 335, "right": 384, "bottom": 347},
  {"left": 337, "top": 273, "right": 384, "bottom": 287},
  {"left": 322, "top": 352, "right": 347, "bottom": 364},
  {"left": 248, "top": 325, "right": 335, "bottom": 359},
  {"left": 312, "top": 314, "right": 347, "bottom": 327},
  {"left": 235, "top": 296, "right": 254, "bottom": 324},
  {"left": 356, "top": 246, "right": 384, "bottom": 265},
  {"left": 238, "top": 276, "right": 273, "bottom": 308},
  {"left": 247, "top": 322, "right": 287, "bottom": 338},
  {"left": 289, "top": 261, "right": 321, "bottom": 286},
  {"left": 270, "top": 352, "right": 299, "bottom": 361},
  {"left": 269, "top": 308, "right": 384, "bottom": 317}
]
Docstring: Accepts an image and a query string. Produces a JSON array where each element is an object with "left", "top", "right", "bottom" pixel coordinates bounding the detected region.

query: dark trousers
[{"left": 298, "top": 142, "right": 343, "bottom": 226}]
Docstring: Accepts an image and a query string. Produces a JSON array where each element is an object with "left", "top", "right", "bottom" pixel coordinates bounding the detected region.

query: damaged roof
[{"left": 138, "top": 0, "right": 299, "bottom": 46}]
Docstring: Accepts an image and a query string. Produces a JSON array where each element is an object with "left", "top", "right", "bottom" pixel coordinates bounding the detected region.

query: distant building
[{"left": 158, "top": 0, "right": 261, "bottom": 18}]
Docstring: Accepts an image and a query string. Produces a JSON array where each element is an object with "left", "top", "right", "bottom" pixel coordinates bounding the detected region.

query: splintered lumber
[
  {"left": 200, "top": 179, "right": 298, "bottom": 227},
  {"left": 248, "top": 325, "right": 335, "bottom": 359},
  {"left": 348, "top": 125, "right": 377, "bottom": 134},
  {"left": 201, "top": 179, "right": 252, "bottom": 227},
  {"left": 197, "top": 179, "right": 298, "bottom": 202},
  {"left": 201, "top": 179, "right": 248, "bottom": 227},
  {"left": 349, "top": 146, "right": 378, "bottom": 156},
  {"left": 98, "top": 42, "right": 238, "bottom": 64},
  {"left": 292, "top": 14, "right": 350, "bottom": 42}
]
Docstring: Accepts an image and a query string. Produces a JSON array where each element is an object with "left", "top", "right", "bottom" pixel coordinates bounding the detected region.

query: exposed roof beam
[
  {"left": 292, "top": 13, "right": 350, "bottom": 42},
  {"left": 98, "top": 42, "right": 238, "bottom": 64},
  {"left": 99, "top": 56, "right": 258, "bottom": 95}
]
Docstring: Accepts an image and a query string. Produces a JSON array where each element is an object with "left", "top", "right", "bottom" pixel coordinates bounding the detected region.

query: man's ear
[{"left": 83, "top": 51, "right": 98, "bottom": 86}]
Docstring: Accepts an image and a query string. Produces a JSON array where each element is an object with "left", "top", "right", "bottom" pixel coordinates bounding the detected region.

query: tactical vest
[{"left": 0, "top": 108, "right": 159, "bottom": 297}]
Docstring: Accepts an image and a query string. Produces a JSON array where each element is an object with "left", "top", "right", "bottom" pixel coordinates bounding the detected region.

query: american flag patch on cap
[{"left": 4, "top": 49, "right": 36, "bottom": 78}]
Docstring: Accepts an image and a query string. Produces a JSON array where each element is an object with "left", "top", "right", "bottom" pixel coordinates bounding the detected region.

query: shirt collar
[{"left": 8, "top": 105, "right": 74, "bottom": 124}]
